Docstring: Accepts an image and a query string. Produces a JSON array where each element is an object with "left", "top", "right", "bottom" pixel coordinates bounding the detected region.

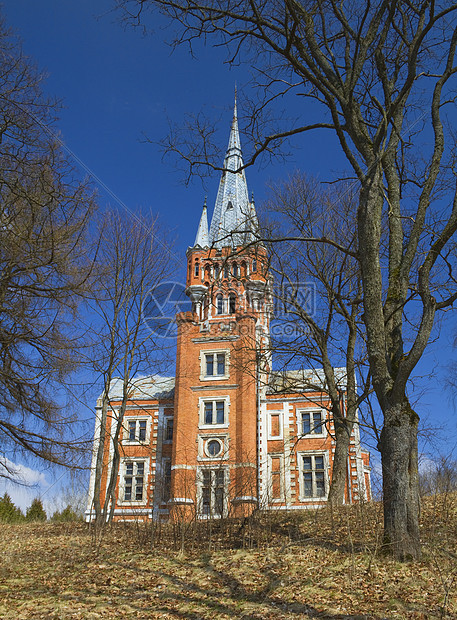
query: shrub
[{"left": 51, "top": 505, "right": 81, "bottom": 522}]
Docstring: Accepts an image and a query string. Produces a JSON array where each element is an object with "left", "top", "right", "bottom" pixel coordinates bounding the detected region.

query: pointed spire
[
  {"left": 194, "top": 198, "right": 209, "bottom": 247},
  {"left": 207, "top": 90, "right": 258, "bottom": 249}
]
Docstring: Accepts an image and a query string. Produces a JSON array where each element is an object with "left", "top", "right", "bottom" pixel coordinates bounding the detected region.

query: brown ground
[{"left": 0, "top": 496, "right": 456, "bottom": 619}]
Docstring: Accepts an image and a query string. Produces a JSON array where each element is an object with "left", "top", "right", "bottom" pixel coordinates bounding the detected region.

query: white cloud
[{"left": 0, "top": 458, "right": 50, "bottom": 513}]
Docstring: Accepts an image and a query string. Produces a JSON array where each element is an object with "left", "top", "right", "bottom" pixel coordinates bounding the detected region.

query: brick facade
[{"left": 86, "top": 101, "right": 371, "bottom": 522}]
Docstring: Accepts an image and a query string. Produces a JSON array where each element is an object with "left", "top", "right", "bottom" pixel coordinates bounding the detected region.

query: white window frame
[
  {"left": 123, "top": 416, "right": 150, "bottom": 444},
  {"left": 196, "top": 466, "right": 229, "bottom": 518},
  {"left": 198, "top": 395, "right": 230, "bottom": 429},
  {"left": 267, "top": 410, "right": 283, "bottom": 439},
  {"left": 200, "top": 349, "right": 230, "bottom": 381},
  {"left": 197, "top": 434, "right": 229, "bottom": 461},
  {"left": 297, "top": 451, "right": 329, "bottom": 502},
  {"left": 298, "top": 408, "right": 327, "bottom": 438},
  {"left": 119, "top": 458, "right": 148, "bottom": 506}
]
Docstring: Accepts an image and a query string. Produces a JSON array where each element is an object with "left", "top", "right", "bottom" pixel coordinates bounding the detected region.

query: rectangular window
[
  {"left": 268, "top": 412, "right": 282, "bottom": 438},
  {"left": 302, "top": 455, "right": 326, "bottom": 498},
  {"left": 138, "top": 420, "right": 147, "bottom": 441},
  {"left": 202, "top": 351, "right": 228, "bottom": 379},
  {"left": 203, "top": 400, "right": 226, "bottom": 425},
  {"left": 123, "top": 461, "right": 145, "bottom": 502},
  {"left": 164, "top": 417, "right": 173, "bottom": 442},
  {"left": 270, "top": 456, "right": 281, "bottom": 499},
  {"left": 200, "top": 468, "right": 225, "bottom": 517},
  {"left": 301, "top": 410, "right": 324, "bottom": 435},
  {"left": 126, "top": 419, "right": 148, "bottom": 443},
  {"left": 162, "top": 459, "right": 171, "bottom": 504}
]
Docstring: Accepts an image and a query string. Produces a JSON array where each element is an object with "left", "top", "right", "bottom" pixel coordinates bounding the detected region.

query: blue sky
[{"left": 1, "top": 1, "right": 457, "bottom": 510}]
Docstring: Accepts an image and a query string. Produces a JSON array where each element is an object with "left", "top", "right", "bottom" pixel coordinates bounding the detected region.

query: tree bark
[
  {"left": 327, "top": 419, "right": 351, "bottom": 506},
  {"left": 379, "top": 399, "right": 421, "bottom": 561},
  {"left": 93, "top": 395, "right": 108, "bottom": 524}
]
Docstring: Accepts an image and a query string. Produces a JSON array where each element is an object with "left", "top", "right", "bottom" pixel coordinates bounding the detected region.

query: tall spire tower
[
  {"left": 170, "top": 97, "right": 271, "bottom": 520},
  {"left": 207, "top": 94, "right": 258, "bottom": 249}
]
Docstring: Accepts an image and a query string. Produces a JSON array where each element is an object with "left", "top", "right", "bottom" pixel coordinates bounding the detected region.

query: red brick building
[{"left": 86, "top": 101, "right": 371, "bottom": 522}]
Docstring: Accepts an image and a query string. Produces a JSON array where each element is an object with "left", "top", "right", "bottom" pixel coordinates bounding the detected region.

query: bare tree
[
  {"left": 88, "top": 211, "right": 173, "bottom": 524},
  {"left": 0, "top": 14, "right": 96, "bottom": 477},
  {"left": 116, "top": 0, "right": 457, "bottom": 560},
  {"left": 264, "top": 174, "right": 371, "bottom": 506}
]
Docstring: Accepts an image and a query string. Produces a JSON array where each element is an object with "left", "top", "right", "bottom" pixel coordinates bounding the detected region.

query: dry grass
[{"left": 0, "top": 496, "right": 456, "bottom": 619}]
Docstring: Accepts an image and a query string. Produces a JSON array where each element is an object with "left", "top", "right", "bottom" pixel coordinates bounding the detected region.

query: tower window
[
  {"left": 226, "top": 201, "right": 233, "bottom": 210},
  {"left": 205, "top": 352, "right": 226, "bottom": 377},
  {"left": 204, "top": 400, "right": 225, "bottom": 425},
  {"left": 199, "top": 468, "right": 226, "bottom": 517},
  {"left": 205, "top": 438, "right": 223, "bottom": 458},
  {"left": 252, "top": 259, "right": 257, "bottom": 273},
  {"left": 228, "top": 293, "right": 236, "bottom": 314},
  {"left": 194, "top": 260, "right": 199, "bottom": 277}
]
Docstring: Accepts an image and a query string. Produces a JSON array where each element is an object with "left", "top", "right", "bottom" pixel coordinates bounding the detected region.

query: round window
[{"left": 206, "top": 439, "right": 222, "bottom": 457}]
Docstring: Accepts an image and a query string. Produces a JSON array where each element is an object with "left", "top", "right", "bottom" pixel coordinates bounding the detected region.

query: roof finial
[{"left": 194, "top": 199, "right": 209, "bottom": 247}]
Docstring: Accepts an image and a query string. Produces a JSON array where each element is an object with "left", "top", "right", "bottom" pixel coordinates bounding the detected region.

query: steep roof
[{"left": 195, "top": 96, "right": 258, "bottom": 250}]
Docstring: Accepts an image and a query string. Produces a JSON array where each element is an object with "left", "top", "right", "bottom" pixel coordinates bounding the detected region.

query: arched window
[
  {"left": 241, "top": 261, "right": 247, "bottom": 277},
  {"left": 232, "top": 262, "right": 238, "bottom": 277},
  {"left": 214, "top": 263, "right": 220, "bottom": 280},
  {"left": 224, "top": 264, "right": 229, "bottom": 279},
  {"left": 194, "top": 260, "right": 199, "bottom": 277},
  {"left": 205, "top": 264, "right": 211, "bottom": 280},
  {"left": 252, "top": 259, "right": 257, "bottom": 273},
  {"left": 216, "top": 294, "right": 224, "bottom": 315},
  {"left": 229, "top": 293, "right": 236, "bottom": 314}
]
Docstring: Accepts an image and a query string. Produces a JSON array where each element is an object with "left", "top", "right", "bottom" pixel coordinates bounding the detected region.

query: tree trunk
[
  {"left": 379, "top": 399, "right": 421, "bottom": 561},
  {"left": 92, "top": 395, "right": 108, "bottom": 525},
  {"left": 328, "top": 420, "right": 351, "bottom": 506}
]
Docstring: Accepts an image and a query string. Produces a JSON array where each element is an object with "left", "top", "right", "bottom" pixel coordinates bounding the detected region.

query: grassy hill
[{"left": 0, "top": 495, "right": 456, "bottom": 619}]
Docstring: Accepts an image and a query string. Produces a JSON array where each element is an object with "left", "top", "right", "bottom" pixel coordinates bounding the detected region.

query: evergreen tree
[
  {"left": 51, "top": 505, "right": 80, "bottom": 522},
  {"left": 0, "top": 493, "right": 24, "bottom": 523},
  {"left": 26, "top": 498, "right": 47, "bottom": 522}
]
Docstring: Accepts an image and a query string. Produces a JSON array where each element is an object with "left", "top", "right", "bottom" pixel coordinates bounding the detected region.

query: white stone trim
[
  {"left": 199, "top": 348, "right": 230, "bottom": 381},
  {"left": 198, "top": 395, "right": 230, "bottom": 429}
]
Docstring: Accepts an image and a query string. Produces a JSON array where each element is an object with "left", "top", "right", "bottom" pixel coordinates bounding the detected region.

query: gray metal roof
[
  {"left": 107, "top": 374, "right": 175, "bottom": 400},
  {"left": 202, "top": 97, "right": 258, "bottom": 250},
  {"left": 267, "top": 368, "right": 348, "bottom": 393}
]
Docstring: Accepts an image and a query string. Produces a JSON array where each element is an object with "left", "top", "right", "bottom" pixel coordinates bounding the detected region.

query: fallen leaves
[{"left": 0, "top": 497, "right": 456, "bottom": 618}]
